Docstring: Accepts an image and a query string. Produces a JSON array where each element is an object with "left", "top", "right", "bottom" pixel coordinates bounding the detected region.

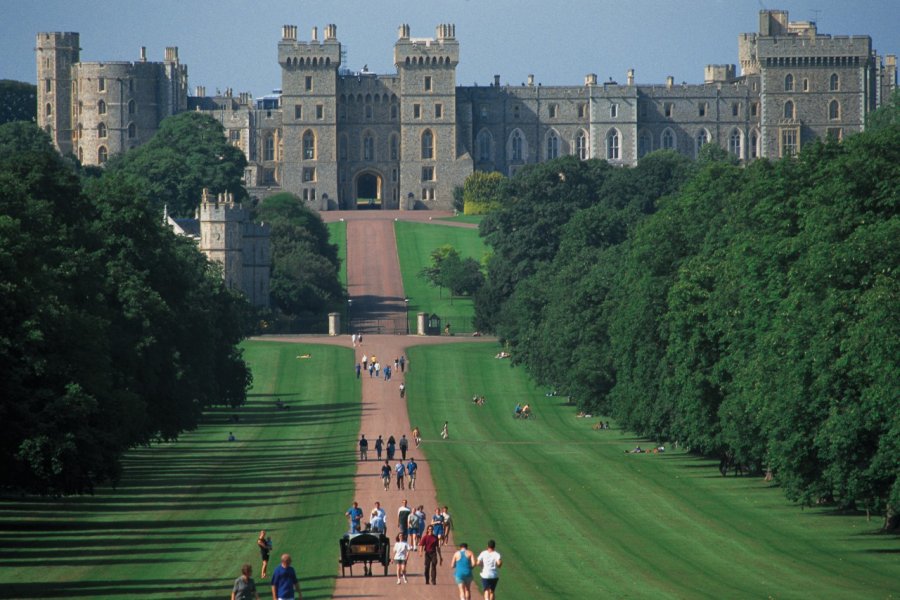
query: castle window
[
  {"left": 662, "top": 128, "right": 675, "bottom": 150},
  {"left": 392, "top": 168, "right": 398, "bottom": 182},
  {"left": 128, "top": 122, "right": 136, "bottom": 139},
  {"left": 98, "top": 146, "right": 108, "bottom": 163},
  {"left": 606, "top": 129, "right": 619, "bottom": 160},
  {"left": 316, "top": 104, "right": 324, "bottom": 119},
  {"left": 664, "top": 103, "right": 674, "bottom": 118},
  {"left": 577, "top": 103, "right": 587, "bottom": 119},
  {"left": 784, "top": 100, "right": 794, "bottom": 120},
  {"left": 302, "top": 130, "right": 315, "bottom": 160},
  {"left": 784, "top": 74, "right": 794, "bottom": 92},
  {"left": 302, "top": 167, "right": 316, "bottom": 182},
  {"left": 45, "top": 103, "right": 52, "bottom": 117},
  {"left": 391, "top": 103, "right": 398, "bottom": 120},
  {"left": 546, "top": 131, "right": 559, "bottom": 160},
  {"left": 695, "top": 129, "right": 709, "bottom": 157},
  {"left": 98, "top": 100, "right": 107, "bottom": 115},
  {"left": 422, "top": 166, "right": 435, "bottom": 181},
  {"left": 229, "top": 129, "right": 240, "bottom": 142},
  {"left": 751, "top": 102, "right": 759, "bottom": 117},
  {"left": 45, "top": 79, "right": 51, "bottom": 92},
  {"left": 576, "top": 131, "right": 588, "bottom": 160},
  {"left": 731, "top": 102, "right": 740, "bottom": 117},
  {"left": 365, "top": 104, "right": 373, "bottom": 119},
  {"left": 98, "top": 77, "right": 105, "bottom": 92},
  {"left": 549, "top": 104, "right": 559, "bottom": 118},
  {"left": 729, "top": 129, "right": 742, "bottom": 158},
  {"left": 780, "top": 127, "right": 799, "bottom": 157},
  {"left": 477, "top": 130, "right": 493, "bottom": 162},
  {"left": 830, "top": 73, "right": 840, "bottom": 91},
  {"left": 421, "top": 129, "right": 434, "bottom": 159},
  {"left": 609, "top": 103, "right": 618, "bottom": 118},
  {"left": 802, "top": 78, "right": 809, "bottom": 92},
  {"left": 264, "top": 135, "right": 275, "bottom": 161},
  {"left": 513, "top": 105, "right": 520, "bottom": 119},
  {"left": 435, "top": 103, "right": 443, "bottom": 119},
  {"left": 98, "top": 122, "right": 107, "bottom": 138},
  {"left": 750, "top": 130, "right": 759, "bottom": 158},
  {"left": 128, "top": 100, "right": 136, "bottom": 115},
  {"left": 363, "top": 133, "right": 375, "bottom": 160},
  {"left": 78, "top": 123, "right": 83, "bottom": 139},
  {"left": 305, "top": 76, "right": 313, "bottom": 91},
  {"left": 414, "top": 104, "right": 421, "bottom": 119},
  {"left": 698, "top": 102, "right": 707, "bottom": 117},
  {"left": 829, "top": 99, "right": 840, "bottom": 120},
  {"left": 295, "top": 104, "right": 302, "bottom": 120},
  {"left": 390, "top": 134, "right": 399, "bottom": 160},
  {"left": 511, "top": 130, "right": 523, "bottom": 161},
  {"left": 424, "top": 76, "right": 432, "bottom": 91}
]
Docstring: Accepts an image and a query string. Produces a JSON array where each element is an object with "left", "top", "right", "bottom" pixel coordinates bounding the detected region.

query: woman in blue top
[
  {"left": 431, "top": 508, "right": 445, "bottom": 542},
  {"left": 451, "top": 542, "right": 476, "bottom": 599}
]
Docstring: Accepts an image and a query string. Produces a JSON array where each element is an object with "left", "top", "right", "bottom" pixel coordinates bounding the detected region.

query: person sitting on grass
[
  {"left": 521, "top": 404, "right": 531, "bottom": 418},
  {"left": 514, "top": 404, "right": 522, "bottom": 418}
]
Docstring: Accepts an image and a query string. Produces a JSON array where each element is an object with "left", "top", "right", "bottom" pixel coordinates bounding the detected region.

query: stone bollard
[
  {"left": 417, "top": 312, "right": 427, "bottom": 336},
  {"left": 328, "top": 312, "right": 341, "bottom": 336}
]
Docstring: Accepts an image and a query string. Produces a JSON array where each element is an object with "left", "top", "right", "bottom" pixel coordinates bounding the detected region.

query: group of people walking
[
  {"left": 359, "top": 433, "right": 415, "bottom": 462},
  {"left": 356, "top": 352, "right": 406, "bottom": 381}
]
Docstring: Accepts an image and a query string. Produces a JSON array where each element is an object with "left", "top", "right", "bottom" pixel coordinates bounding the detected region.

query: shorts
[
  {"left": 394, "top": 559, "right": 406, "bottom": 565},
  {"left": 482, "top": 578, "right": 499, "bottom": 591},
  {"left": 455, "top": 574, "right": 473, "bottom": 585},
  {"left": 260, "top": 548, "right": 270, "bottom": 560},
  {"left": 433, "top": 526, "right": 444, "bottom": 537}
]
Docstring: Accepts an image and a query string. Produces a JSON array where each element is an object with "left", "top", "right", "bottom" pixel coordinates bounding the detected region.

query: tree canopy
[{"left": 0, "top": 80, "right": 36, "bottom": 125}]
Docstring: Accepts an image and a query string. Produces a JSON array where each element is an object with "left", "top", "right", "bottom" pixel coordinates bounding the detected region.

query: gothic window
[
  {"left": 264, "top": 135, "right": 275, "bottom": 161},
  {"left": 751, "top": 102, "right": 759, "bottom": 117},
  {"left": 781, "top": 128, "right": 799, "bottom": 157},
  {"left": 476, "top": 129, "right": 492, "bottom": 162},
  {"left": 302, "top": 130, "right": 315, "bottom": 160},
  {"left": 128, "top": 122, "right": 136, "bottom": 138},
  {"left": 422, "top": 166, "right": 435, "bottom": 181},
  {"left": 511, "top": 130, "right": 524, "bottom": 161},
  {"left": 546, "top": 131, "right": 559, "bottom": 160},
  {"left": 98, "top": 146, "right": 108, "bottom": 163},
  {"left": 390, "top": 134, "right": 399, "bottom": 160},
  {"left": 98, "top": 77, "right": 105, "bottom": 92},
  {"left": 576, "top": 130, "right": 588, "bottom": 160},
  {"left": 45, "top": 103, "right": 52, "bottom": 116},
  {"left": 750, "top": 130, "right": 759, "bottom": 159},
  {"left": 295, "top": 104, "right": 302, "bottom": 119},
  {"left": 698, "top": 102, "right": 707, "bottom": 117},
  {"left": 638, "top": 131, "right": 652, "bottom": 158},
  {"left": 664, "top": 103, "right": 674, "bottom": 118},
  {"left": 731, "top": 102, "right": 740, "bottom": 117},
  {"left": 729, "top": 129, "right": 742, "bottom": 158},
  {"left": 98, "top": 99, "right": 107, "bottom": 115},
  {"left": 606, "top": 129, "right": 620, "bottom": 160},
  {"left": 305, "top": 76, "right": 313, "bottom": 91},
  {"left": 662, "top": 128, "right": 675, "bottom": 150},
  {"left": 45, "top": 79, "right": 51, "bottom": 92},
  {"left": 784, "top": 74, "right": 794, "bottom": 92},
  {"left": 784, "top": 100, "right": 794, "bottom": 120},
  {"left": 830, "top": 73, "right": 840, "bottom": 91},
  {"left": 128, "top": 100, "right": 135, "bottom": 115},
  {"left": 363, "top": 133, "right": 375, "bottom": 161},
  {"left": 97, "top": 122, "right": 107, "bottom": 138},
  {"left": 421, "top": 129, "right": 434, "bottom": 159},
  {"left": 802, "top": 78, "right": 809, "bottom": 92},
  {"left": 391, "top": 103, "right": 398, "bottom": 120},
  {"left": 302, "top": 167, "right": 316, "bottom": 182},
  {"left": 695, "top": 129, "right": 709, "bottom": 157},
  {"left": 829, "top": 99, "right": 840, "bottom": 120},
  {"left": 577, "top": 103, "right": 587, "bottom": 119}
]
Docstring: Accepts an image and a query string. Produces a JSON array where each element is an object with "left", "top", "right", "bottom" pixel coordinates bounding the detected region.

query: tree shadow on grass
[{"left": 3, "top": 577, "right": 226, "bottom": 599}]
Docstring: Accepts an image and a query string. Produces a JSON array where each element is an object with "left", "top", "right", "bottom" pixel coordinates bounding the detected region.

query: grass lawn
[
  {"left": 406, "top": 343, "right": 900, "bottom": 599},
  {"left": 0, "top": 341, "right": 359, "bottom": 600},
  {"left": 325, "top": 220, "right": 347, "bottom": 290},
  {"left": 394, "top": 221, "right": 489, "bottom": 332},
  {"left": 436, "top": 214, "right": 484, "bottom": 225}
]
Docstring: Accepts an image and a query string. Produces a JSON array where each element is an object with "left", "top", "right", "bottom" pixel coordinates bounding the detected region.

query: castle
[{"left": 37, "top": 10, "right": 897, "bottom": 211}]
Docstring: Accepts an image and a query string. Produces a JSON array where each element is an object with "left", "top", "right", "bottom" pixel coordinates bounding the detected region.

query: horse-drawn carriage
[{"left": 338, "top": 531, "right": 391, "bottom": 576}]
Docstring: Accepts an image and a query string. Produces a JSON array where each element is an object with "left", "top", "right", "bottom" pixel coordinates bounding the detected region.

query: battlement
[
  {"left": 757, "top": 35, "right": 872, "bottom": 59},
  {"left": 394, "top": 24, "right": 459, "bottom": 68},
  {"left": 36, "top": 32, "right": 80, "bottom": 50},
  {"left": 199, "top": 189, "right": 247, "bottom": 221},
  {"left": 278, "top": 24, "right": 341, "bottom": 68}
]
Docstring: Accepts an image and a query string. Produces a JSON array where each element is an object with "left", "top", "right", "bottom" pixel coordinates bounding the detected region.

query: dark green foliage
[
  {"left": 254, "top": 192, "right": 343, "bottom": 316},
  {"left": 0, "top": 122, "right": 251, "bottom": 495},
  {"left": 105, "top": 111, "right": 247, "bottom": 217},
  {"left": 419, "top": 245, "right": 484, "bottom": 296},
  {"left": 0, "top": 80, "right": 37, "bottom": 124}
]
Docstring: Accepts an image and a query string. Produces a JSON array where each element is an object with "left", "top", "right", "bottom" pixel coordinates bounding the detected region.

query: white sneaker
[
  {"left": 397, "top": 579, "right": 402, "bottom": 585},
  {"left": 403, "top": 576, "right": 408, "bottom": 583}
]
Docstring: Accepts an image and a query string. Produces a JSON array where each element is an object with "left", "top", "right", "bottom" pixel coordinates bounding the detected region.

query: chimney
[
  {"left": 585, "top": 73, "right": 597, "bottom": 86},
  {"left": 195, "top": 85, "right": 206, "bottom": 97},
  {"left": 165, "top": 47, "right": 179, "bottom": 62},
  {"left": 666, "top": 75, "right": 674, "bottom": 89},
  {"left": 627, "top": 69, "right": 634, "bottom": 86},
  {"left": 311, "top": 26, "right": 318, "bottom": 41},
  {"left": 493, "top": 74, "right": 500, "bottom": 87},
  {"left": 282, "top": 25, "right": 297, "bottom": 41},
  {"left": 140, "top": 46, "right": 147, "bottom": 62},
  {"left": 527, "top": 74, "right": 535, "bottom": 86}
]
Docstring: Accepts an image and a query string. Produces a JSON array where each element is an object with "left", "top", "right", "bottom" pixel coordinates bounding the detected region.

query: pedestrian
[
  {"left": 407, "top": 508, "right": 420, "bottom": 551},
  {"left": 358, "top": 333, "right": 363, "bottom": 345},
  {"left": 395, "top": 460, "right": 405, "bottom": 490},
  {"left": 441, "top": 421, "right": 449, "bottom": 440},
  {"left": 345, "top": 501, "right": 363, "bottom": 534},
  {"left": 407, "top": 457, "right": 418, "bottom": 490},
  {"left": 257, "top": 530, "right": 272, "bottom": 578},
  {"left": 270, "top": 554, "right": 302, "bottom": 600},
  {"left": 381, "top": 460, "right": 392, "bottom": 491},
  {"left": 420, "top": 524, "right": 443, "bottom": 585},
  {"left": 399, "top": 355, "right": 406, "bottom": 373},
  {"left": 369, "top": 363, "right": 374, "bottom": 378},
  {"left": 397, "top": 500, "right": 411, "bottom": 539},
  {"left": 362, "top": 354, "right": 368, "bottom": 370},
  {"left": 231, "top": 563, "right": 260, "bottom": 600},
  {"left": 374, "top": 435, "right": 384, "bottom": 460},
  {"left": 392, "top": 534, "right": 410, "bottom": 584},
  {"left": 476, "top": 540, "right": 502, "bottom": 600},
  {"left": 399, "top": 435, "right": 409, "bottom": 460},
  {"left": 351, "top": 333, "right": 357, "bottom": 347},
  {"left": 387, "top": 435, "right": 396, "bottom": 461},
  {"left": 358, "top": 435, "right": 368, "bottom": 461},
  {"left": 370, "top": 501, "right": 386, "bottom": 533},
  {"left": 386, "top": 365, "right": 392, "bottom": 381},
  {"left": 412, "top": 426, "right": 421, "bottom": 447},
  {"left": 355, "top": 363, "right": 361, "bottom": 379},
  {"left": 451, "top": 543, "right": 476, "bottom": 600},
  {"left": 416, "top": 505, "right": 427, "bottom": 541},
  {"left": 399, "top": 382, "right": 406, "bottom": 398},
  {"left": 441, "top": 506, "right": 453, "bottom": 545},
  {"left": 394, "top": 358, "right": 400, "bottom": 372},
  {"left": 431, "top": 507, "right": 445, "bottom": 545},
  {"left": 374, "top": 361, "right": 381, "bottom": 378}
]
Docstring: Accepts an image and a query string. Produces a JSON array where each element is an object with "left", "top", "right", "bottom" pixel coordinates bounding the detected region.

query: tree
[
  {"left": 463, "top": 171, "right": 506, "bottom": 215},
  {"left": 0, "top": 80, "right": 37, "bottom": 124}
]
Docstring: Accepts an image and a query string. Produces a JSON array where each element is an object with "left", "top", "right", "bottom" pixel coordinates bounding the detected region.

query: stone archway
[{"left": 355, "top": 171, "right": 383, "bottom": 210}]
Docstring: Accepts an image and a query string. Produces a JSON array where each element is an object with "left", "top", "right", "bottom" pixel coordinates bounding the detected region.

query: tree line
[{"left": 473, "top": 94, "right": 899, "bottom": 530}]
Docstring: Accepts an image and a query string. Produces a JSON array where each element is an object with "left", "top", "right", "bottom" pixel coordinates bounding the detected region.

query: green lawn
[
  {"left": 394, "top": 221, "right": 489, "bottom": 332},
  {"left": 436, "top": 214, "right": 485, "bottom": 225},
  {"left": 406, "top": 343, "right": 900, "bottom": 599},
  {"left": 325, "top": 220, "right": 347, "bottom": 290},
  {"left": 0, "top": 341, "right": 359, "bottom": 600}
]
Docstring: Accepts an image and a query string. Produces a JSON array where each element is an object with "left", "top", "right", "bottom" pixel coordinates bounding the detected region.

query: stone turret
[
  {"left": 36, "top": 32, "right": 80, "bottom": 155},
  {"left": 199, "top": 189, "right": 246, "bottom": 292}
]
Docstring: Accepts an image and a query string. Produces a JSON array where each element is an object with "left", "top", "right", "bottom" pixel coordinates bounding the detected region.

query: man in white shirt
[{"left": 476, "top": 539, "right": 502, "bottom": 600}]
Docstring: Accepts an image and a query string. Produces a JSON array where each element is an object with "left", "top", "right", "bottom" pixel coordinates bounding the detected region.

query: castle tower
[
  {"left": 279, "top": 24, "right": 341, "bottom": 208},
  {"left": 394, "top": 23, "right": 461, "bottom": 208},
  {"left": 36, "top": 32, "right": 80, "bottom": 155},
  {"left": 199, "top": 189, "right": 245, "bottom": 292}
]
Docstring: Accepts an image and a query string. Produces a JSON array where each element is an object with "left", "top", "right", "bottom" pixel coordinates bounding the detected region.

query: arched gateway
[{"left": 355, "top": 171, "right": 383, "bottom": 210}]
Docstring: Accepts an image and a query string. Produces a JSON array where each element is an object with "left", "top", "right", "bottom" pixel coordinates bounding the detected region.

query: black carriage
[{"left": 339, "top": 531, "right": 391, "bottom": 576}]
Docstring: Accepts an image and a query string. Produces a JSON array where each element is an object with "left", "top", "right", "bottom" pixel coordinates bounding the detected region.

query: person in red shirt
[{"left": 419, "top": 525, "right": 442, "bottom": 585}]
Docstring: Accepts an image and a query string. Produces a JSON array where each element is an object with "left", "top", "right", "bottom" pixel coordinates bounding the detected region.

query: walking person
[
  {"left": 421, "top": 524, "right": 443, "bottom": 585},
  {"left": 270, "top": 553, "right": 302, "bottom": 600},
  {"left": 345, "top": 501, "right": 363, "bottom": 534},
  {"left": 407, "top": 508, "right": 421, "bottom": 551},
  {"left": 355, "top": 363, "right": 361, "bottom": 379},
  {"left": 386, "top": 435, "right": 396, "bottom": 461},
  {"left": 441, "top": 421, "right": 449, "bottom": 440},
  {"left": 394, "top": 358, "right": 400, "bottom": 373},
  {"left": 451, "top": 543, "right": 476, "bottom": 600},
  {"left": 361, "top": 354, "right": 368, "bottom": 371},
  {"left": 384, "top": 365, "right": 391, "bottom": 381},
  {"left": 395, "top": 459, "right": 405, "bottom": 490},
  {"left": 477, "top": 540, "right": 502, "bottom": 600},
  {"left": 257, "top": 530, "right": 272, "bottom": 578},
  {"left": 392, "top": 534, "right": 411, "bottom": 584},
  {"left": 231, "top": 563, "right": 260, "bottom": 600},
  {"left": 412, "top": 426, "right": 421, "bottom": 447},
  {"left": 374, "top": 435, "right": 384, "bottom": 460},
  {"left": 399, "top": 355, "right": 406, "bottom": 373},
  {"left": 381, "top": 460, "right": 392, "bottom": 491},
  {"left": 399, "top": 435, "right": 409, "bottom": 460},
  {"left": 407, "top": 457, "right": 418, "bottom": 490},
  {"left": 399, "top": 382, "right": 406, "bottom": 398},
  {"left": 397, "top": 500, "right": 412, "bottom": 540},
  {"left": 368, "top": 363, "right": 375, "bottom": 378},
  {"left": 358, "top": 435, "right": 368, "bottom": 461},
  {"left": 374, "top": 360, "right": 381, "bottom": 378},
  {"left": 441, "top": 506, "right": 453, "bottom": 545},
  {"left": 351, "top": 333, "right": 357, "bottom": 347},
  {"left": 431, "top": 507, "right": 445, "bottom": 545}
]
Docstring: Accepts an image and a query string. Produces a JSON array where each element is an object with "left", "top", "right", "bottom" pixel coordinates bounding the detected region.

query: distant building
[
  {"left": 38, "top": 10, "right": 897, "bottom": 210},
  {"left": 167, "top": 189, "right": 270, "bottom": 307}
]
